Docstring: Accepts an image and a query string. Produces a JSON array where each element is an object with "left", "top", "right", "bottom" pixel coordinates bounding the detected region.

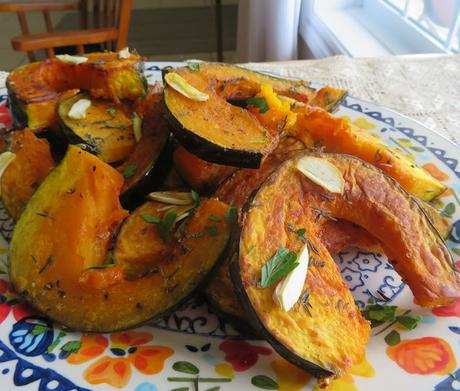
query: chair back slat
[
  {"left": 3, "top": 0, "right": 132, "bottom": 61},
  {"left": 42, "top": 10, "right": 53, "bottom": 32},
  {"left": 79, "top": 0, "right": 88, "bottom": 29}
]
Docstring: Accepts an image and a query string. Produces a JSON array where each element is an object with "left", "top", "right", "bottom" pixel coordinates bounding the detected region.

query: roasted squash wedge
[
  {"left": 293, "top": 107, "right": 446, "bottom": 201},
  {"left": 58, "top": 93, "right": 136, "bottom": 163},
  {"left": 233, "top": 153, "right": 459, "bottom": 378},
  {"left": 163, "top": 64, "right": 347, "bottom": 168},
  {"left": 205, "top": 137, "right": 306, "bottom": 319},
  {"left": 9, "top": 146, "right": 232, "bottom": 331},
  {"left": 1, "top": 129, "right": 54, "bottom": 219},
  {"left": 117, "top": 89, "right": 172, "bottom": 208},
  {"left": 173, "top": 146, "right": 237, "bottom": 193},
  {"left": 164, "top": 68, "right": 278, "bottom": 168},
  {"left": 7, "top": 51, "right": 146, "bottom": 131}
]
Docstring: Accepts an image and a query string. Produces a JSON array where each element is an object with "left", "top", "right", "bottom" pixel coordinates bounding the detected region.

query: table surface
[{"left": 244, "top": 54, "right": 460, "bottom": 146}]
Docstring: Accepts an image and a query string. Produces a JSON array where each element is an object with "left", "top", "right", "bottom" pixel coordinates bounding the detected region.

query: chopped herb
[
  {"left": 141, "top": 213, "right": 161, "bottom": 224},
  {"left": 122, "top": 164, "right": 137, "bottom": 179},
  {"left": 310, "top": 206, "right": 337, "bottom": 222},
  {"left": 208, "top": 214, "right": 221, "bottom": 222},
  {"left": 396, "top": 314, "right": 422, "bottom": 330},
  {"left": 246, "top": 97, "right": 269, "bottom": 113},
  {"left": 260, "top": 247, "right": 299, "bottom": 288},
  {"left": 225, "top": 206, "right": 238, "bottom": 225},
  {"left": 104, "top": 124, "right": 126, "bottom": 130},
  {"left": 191, "top": 190, "right": 200, "bottom": 207},
  {"left": 47, "top": 331, "right": 66, "bottom": 353},
  {"left": 39, "top": 256, "right": 54, "bottom": 274},
  {"left": 251, "top": 138, "right": 270, "bottom": 143},
  {"left": 301, "top": 290, "right": 313, "bottom": 316},
  {"left": 85, "top": 263, "right": 114, "bottom": 270},
  {"left": 361, "top": 304, "right": 397, "bottom": 327},
  {"left": 106, "top": 107, "right": 117, "bottom": 117},
  {"left": 296, "top": 228, "right": 306, "bottom": 239},
  {"left": 384, "top": 330, "right": 401, "bottom": 346},
  {"left": 189, "top": 232, "right": 203, "bottom": 238},
  {"left": 187, "top": 63, "right": 201, "bottom": 71},
  {"left": 376, "top": 289, "right": 391, "bottom": 302},
  {"left": 36, "top": 211, "right": 49, "bottom": 218},
  {"left": 31, "top": 324, "right": 50, "bottom": 335},
  {"left": 205, "top": 225, "right": 218, "bottom": 236},
  {"left": 158, "top": 212, "right": 177, "bottom": 242},
  {"left": 61, "top": 340, "right": 82, "bottom": 353},
  {"left": 309, "top": 257, "right": 325, "bottom": 268}
]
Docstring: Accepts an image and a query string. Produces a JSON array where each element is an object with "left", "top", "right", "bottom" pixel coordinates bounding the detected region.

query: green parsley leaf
[
  {"left": 191, "top": 190, "right": 200, "bottom": 207},
  {"left": 159, "top": 212, "right": 177, "bottom": 242},
  {"left": 122, "top": 164, "right": 137, "bottom": 179},
  {"left": 361, "top": 304, "right": 397, "bottom": 327},
  {"left": 141, "top": 213, "right": 161, "bottom": 224},
  {"left": 225, "top": 206, "right": 238, "bottom": 225},
  {"left": 260, "top": 247, "right": 299, "bottom": 288},
  {"left": 384, "top": 330, "right": 400, "bottom": 346},
  {"left": 31, "top": 324, "right": 50, "bottom": 335},
  {"left": 296, "top": 228, "right": 306, "bottom": 241},
  {"left": 61, "top": 340, "right": 82, "bottom": 353},
  {"left": 187, "top": 63, "right": 201, "bottom": 71},
  {"left": 205, "top": 225, "right": 218, "bottom": 236},
  {"left": 189, "top": 232, "right": 203, "bottom": 238},
  {"left": 246, "top": 97, "right": 269, "bottom": 113},
  {"left": 208, "top": 214, "right": 221, "bottom": 222},
  {"left": 106, "top": 107, "right": 117, "bottom": 117},
  {"left": 396, "top": 314, "right": 422, "bottom": 330}
]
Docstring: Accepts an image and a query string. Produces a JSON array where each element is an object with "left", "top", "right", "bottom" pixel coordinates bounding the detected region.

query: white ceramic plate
[{"left": 0, "top": 62, "right": 458, "bottom": 391}]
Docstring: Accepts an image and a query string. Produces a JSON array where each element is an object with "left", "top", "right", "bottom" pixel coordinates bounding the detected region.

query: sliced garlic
[
  {"left": 118, "top": 47, "right": 130, "bottom": 59},
  {"left": 68, "top": 99, "right": 91, "bottom": 119},
  {"left": 296, "top": 156, "right": 344, "bottom": 194},
  {"left": 55, "top": 54, "right": 88, "bottom": 64},
  {"left": 164, "top": 72, "right": 209, "bottom": 101},
  {"left": 273, "top": 244, "right": 309, "bottom": 312},
  {"left": 148, "top": 191, "right": 194, "bottom": 205},
  {"left": 133, "top": 112, "right": 142, "bottom": 142}
]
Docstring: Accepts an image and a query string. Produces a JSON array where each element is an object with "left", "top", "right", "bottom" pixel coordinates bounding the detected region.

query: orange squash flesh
[
  {"left": 7, "top": 52, "right": 146, "bottom": 131},
  {"left": 9, "top": 147, "right": 231, "bottom": 331},
  {"left": 173, "top": 146, "right": 238, "bottom": 193},
  {"left": 236, "top": 155, "right": 371, "bottom": 377},
  {"left": 235, "top": 154, "right": 458, "bottom": 378},
  {"left": 1, "top": 129, "right": 55, "bottom": 219},
  {"left": 164, "top": 69, "right": 277, "bottom": 167},
  {"left": 293, "top": 107, "right": 446, "bottom": 201},
  {"left": 58, "top": 93, "right": 136, "bottom": 163}
]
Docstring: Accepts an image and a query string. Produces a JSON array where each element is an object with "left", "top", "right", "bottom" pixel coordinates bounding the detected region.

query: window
[
  {"left": 382, "top": 0, "right": 460, "bottom": 52},
  {"left": 299, "top": 0, "right": 460, "bottom": 58}
]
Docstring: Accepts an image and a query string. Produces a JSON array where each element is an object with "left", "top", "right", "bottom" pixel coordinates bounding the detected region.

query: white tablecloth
[{"left": 244, "top": 54, "right": 460, "bottom": 145}]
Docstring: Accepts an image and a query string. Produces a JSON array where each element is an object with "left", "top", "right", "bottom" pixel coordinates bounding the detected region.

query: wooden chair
[{"left": 0, "top": 0, "right": 132, "bottom": 62}]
